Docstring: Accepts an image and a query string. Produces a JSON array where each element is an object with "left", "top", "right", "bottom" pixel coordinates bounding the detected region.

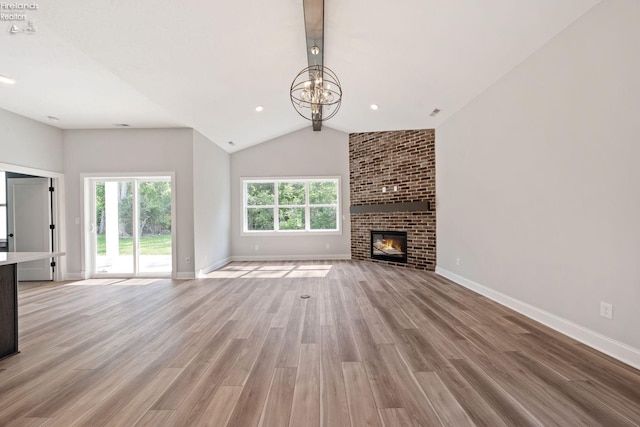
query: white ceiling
[{"left": 0, "top": 0, "right": 600, "bottom": 152}]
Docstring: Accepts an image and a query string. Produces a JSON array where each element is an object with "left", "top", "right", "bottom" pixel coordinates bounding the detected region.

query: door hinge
[
  {"left": 50, "top": 224, "right": 55, "bottom": 230},
  {"left": 49, "top": 186, "right": 55, "bottom": 192},
  {"left": 50, "top": 261, "right": 56, "bottom": 267}
]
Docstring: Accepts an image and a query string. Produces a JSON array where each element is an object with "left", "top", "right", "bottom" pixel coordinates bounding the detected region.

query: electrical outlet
[
  {"left": 456, "top": 257, "right": 461, "bottom": 266},
  {"left": 600, "top": 302, "right": 613, "bottom": 320},
  {"left": 325, "top": 243, "right": 330, "bottom": 249},
  {"left": 254, "top": 244, "right": 259, "bottom": 251}
]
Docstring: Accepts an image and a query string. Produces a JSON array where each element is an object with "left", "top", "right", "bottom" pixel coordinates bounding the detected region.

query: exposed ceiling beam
[{"left": 302, "top": 0, "right": 324, "bottom": 131}]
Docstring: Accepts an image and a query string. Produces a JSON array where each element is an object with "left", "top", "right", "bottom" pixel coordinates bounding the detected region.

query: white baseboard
[
  {"left": 230, "top": 254, "right": 351, "bottom": 262},
  {"left": 436, "top": 267, "right": 640, "bottom": 370},
  {"left": 68, "top": 271, "right": 196, "bottom": 280},
  {"left": 197, "top": 257, "right": 232, "bottom": 278}
]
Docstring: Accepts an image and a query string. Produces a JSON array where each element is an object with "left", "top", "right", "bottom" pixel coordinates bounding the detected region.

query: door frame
[
  {"left": 7, "top": 177, "right": 53, "bottom": 281},
  {"left": 81, "top": 172, "right": 176, "bottom": 279},
  {"left": 0, "top": 162, "right": 65, "bottom": 282}
]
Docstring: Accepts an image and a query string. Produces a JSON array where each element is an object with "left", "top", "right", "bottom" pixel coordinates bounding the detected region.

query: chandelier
[{"left": 290, "top": 64, "right": 342, "bottom": 122}]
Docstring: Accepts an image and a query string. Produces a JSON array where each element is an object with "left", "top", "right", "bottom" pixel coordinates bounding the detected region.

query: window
[{"left": 243, "top": 178, "right": 340, "bottom": 233}]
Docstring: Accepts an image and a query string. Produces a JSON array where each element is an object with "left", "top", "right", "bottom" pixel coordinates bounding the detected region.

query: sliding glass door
[{"left": 91, "top": 177, "right": 172, "bottom": 277}]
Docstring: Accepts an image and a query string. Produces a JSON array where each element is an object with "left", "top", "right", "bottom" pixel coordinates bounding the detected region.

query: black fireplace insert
[{"left": 370, "top": 230, "right": 407, "bottom": 263}]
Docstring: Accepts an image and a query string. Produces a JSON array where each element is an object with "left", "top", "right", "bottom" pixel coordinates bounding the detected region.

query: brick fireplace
[{"left": 349, "top": 129, "right": 436, "bottom": 270}]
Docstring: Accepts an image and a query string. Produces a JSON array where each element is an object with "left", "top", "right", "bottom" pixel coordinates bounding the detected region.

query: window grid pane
[
  {"left": 278, "top": 182, "right": 305, "bottom": 205},
  {"left": 309, "top": 181, "right": 337, "bottom": 205},
  {"left": 310, "top": 206, "right": 337, "bottom": 230},
  {"left": 247, "top": 183, "right": 275, "bottom": 206},
  {"left": 247, "top": 207, "right": 275, "bottom": 231},
  {"left": 278, "top": 207, "right": 305, "bottom": 230}
]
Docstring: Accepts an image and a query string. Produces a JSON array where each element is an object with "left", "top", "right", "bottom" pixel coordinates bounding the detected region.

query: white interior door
[{"left": 7, "top": 177, "right": 52, "bottom": 281}]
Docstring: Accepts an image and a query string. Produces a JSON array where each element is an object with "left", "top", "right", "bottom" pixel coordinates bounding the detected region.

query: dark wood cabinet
[{"left": 0, "top": 263, "right": 18, "bottom": 360}]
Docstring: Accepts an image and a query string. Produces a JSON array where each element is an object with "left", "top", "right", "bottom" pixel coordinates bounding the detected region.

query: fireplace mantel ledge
[{"left": 350, "top": 201, "right": 430, "bottom": 214}]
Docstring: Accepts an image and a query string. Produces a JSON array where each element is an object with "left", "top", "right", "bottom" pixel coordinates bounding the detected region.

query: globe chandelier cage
[{"left": 290, "top": 64, "right": 342, "bottom": 122}]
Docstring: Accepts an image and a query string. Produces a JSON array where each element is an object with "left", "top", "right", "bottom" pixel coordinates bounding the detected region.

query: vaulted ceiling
[{"left": 0, "top": 0, "right": 600, "bottom": 152}]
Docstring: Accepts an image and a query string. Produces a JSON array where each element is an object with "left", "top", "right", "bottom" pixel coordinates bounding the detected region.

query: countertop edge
[{"left": 0, "top": 252, "right": 66, "bottom": 267}]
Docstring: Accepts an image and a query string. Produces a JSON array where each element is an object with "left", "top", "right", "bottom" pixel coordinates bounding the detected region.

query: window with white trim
[{"left": 243, "top": 178, "right": 340, "bottom": 233}]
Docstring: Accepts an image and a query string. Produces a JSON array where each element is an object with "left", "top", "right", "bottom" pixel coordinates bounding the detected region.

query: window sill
[{"left": 241, "top": 230, "right": 343, "bottom": 237}]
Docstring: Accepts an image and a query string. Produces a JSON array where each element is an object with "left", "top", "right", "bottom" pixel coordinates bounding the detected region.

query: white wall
[
  {"left": 0, "top": 108, "right": 63, "bottom": 172},
  {"left": 0, "top": 109, "right": 67, "bottom": 280},
  {"left": 63, "top": 128, "right": 195, "bottom": 278},
  {"left": 437, "top": 0, "right": 640, "bottom": 366},
  {"left": 230, "top": 126, "right": 351, "bottom": 260},
  {"left": 193, "top": 130, "right": 231, "bottom": 274}
]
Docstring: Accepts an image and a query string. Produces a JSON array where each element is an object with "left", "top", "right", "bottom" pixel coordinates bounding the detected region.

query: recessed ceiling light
[
  {"left": 255, "top": 105, "right": 264, "bottom": 112},
  {"left": 370, "top": 104, "right": 379, "bottom": 110},
  {"left": 47, "top": 116, "right": 60, "bottom": 122},
  {"left": 0, "top": 74, "right": 16, "bottom": 85},
  {"left": 429, "top": 108, "right": 441, "bottom": 117},
  {"left": 113, "top": 123, "right": 130, "bottom": 127}
]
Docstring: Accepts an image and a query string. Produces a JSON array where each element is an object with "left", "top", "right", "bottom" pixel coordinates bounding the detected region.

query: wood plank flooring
[{"left": 1, "top": 261, "right": 639, "bottom": 426}]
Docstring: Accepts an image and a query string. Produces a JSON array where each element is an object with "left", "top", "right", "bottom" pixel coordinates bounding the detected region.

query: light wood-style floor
[{"left": 2, "top": 261, "right": 640, "bottom": 426}]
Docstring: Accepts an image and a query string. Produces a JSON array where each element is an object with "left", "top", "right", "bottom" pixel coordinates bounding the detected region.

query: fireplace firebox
[{"left": 370, "top": 230, "right": 408, "bottom": 263}]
